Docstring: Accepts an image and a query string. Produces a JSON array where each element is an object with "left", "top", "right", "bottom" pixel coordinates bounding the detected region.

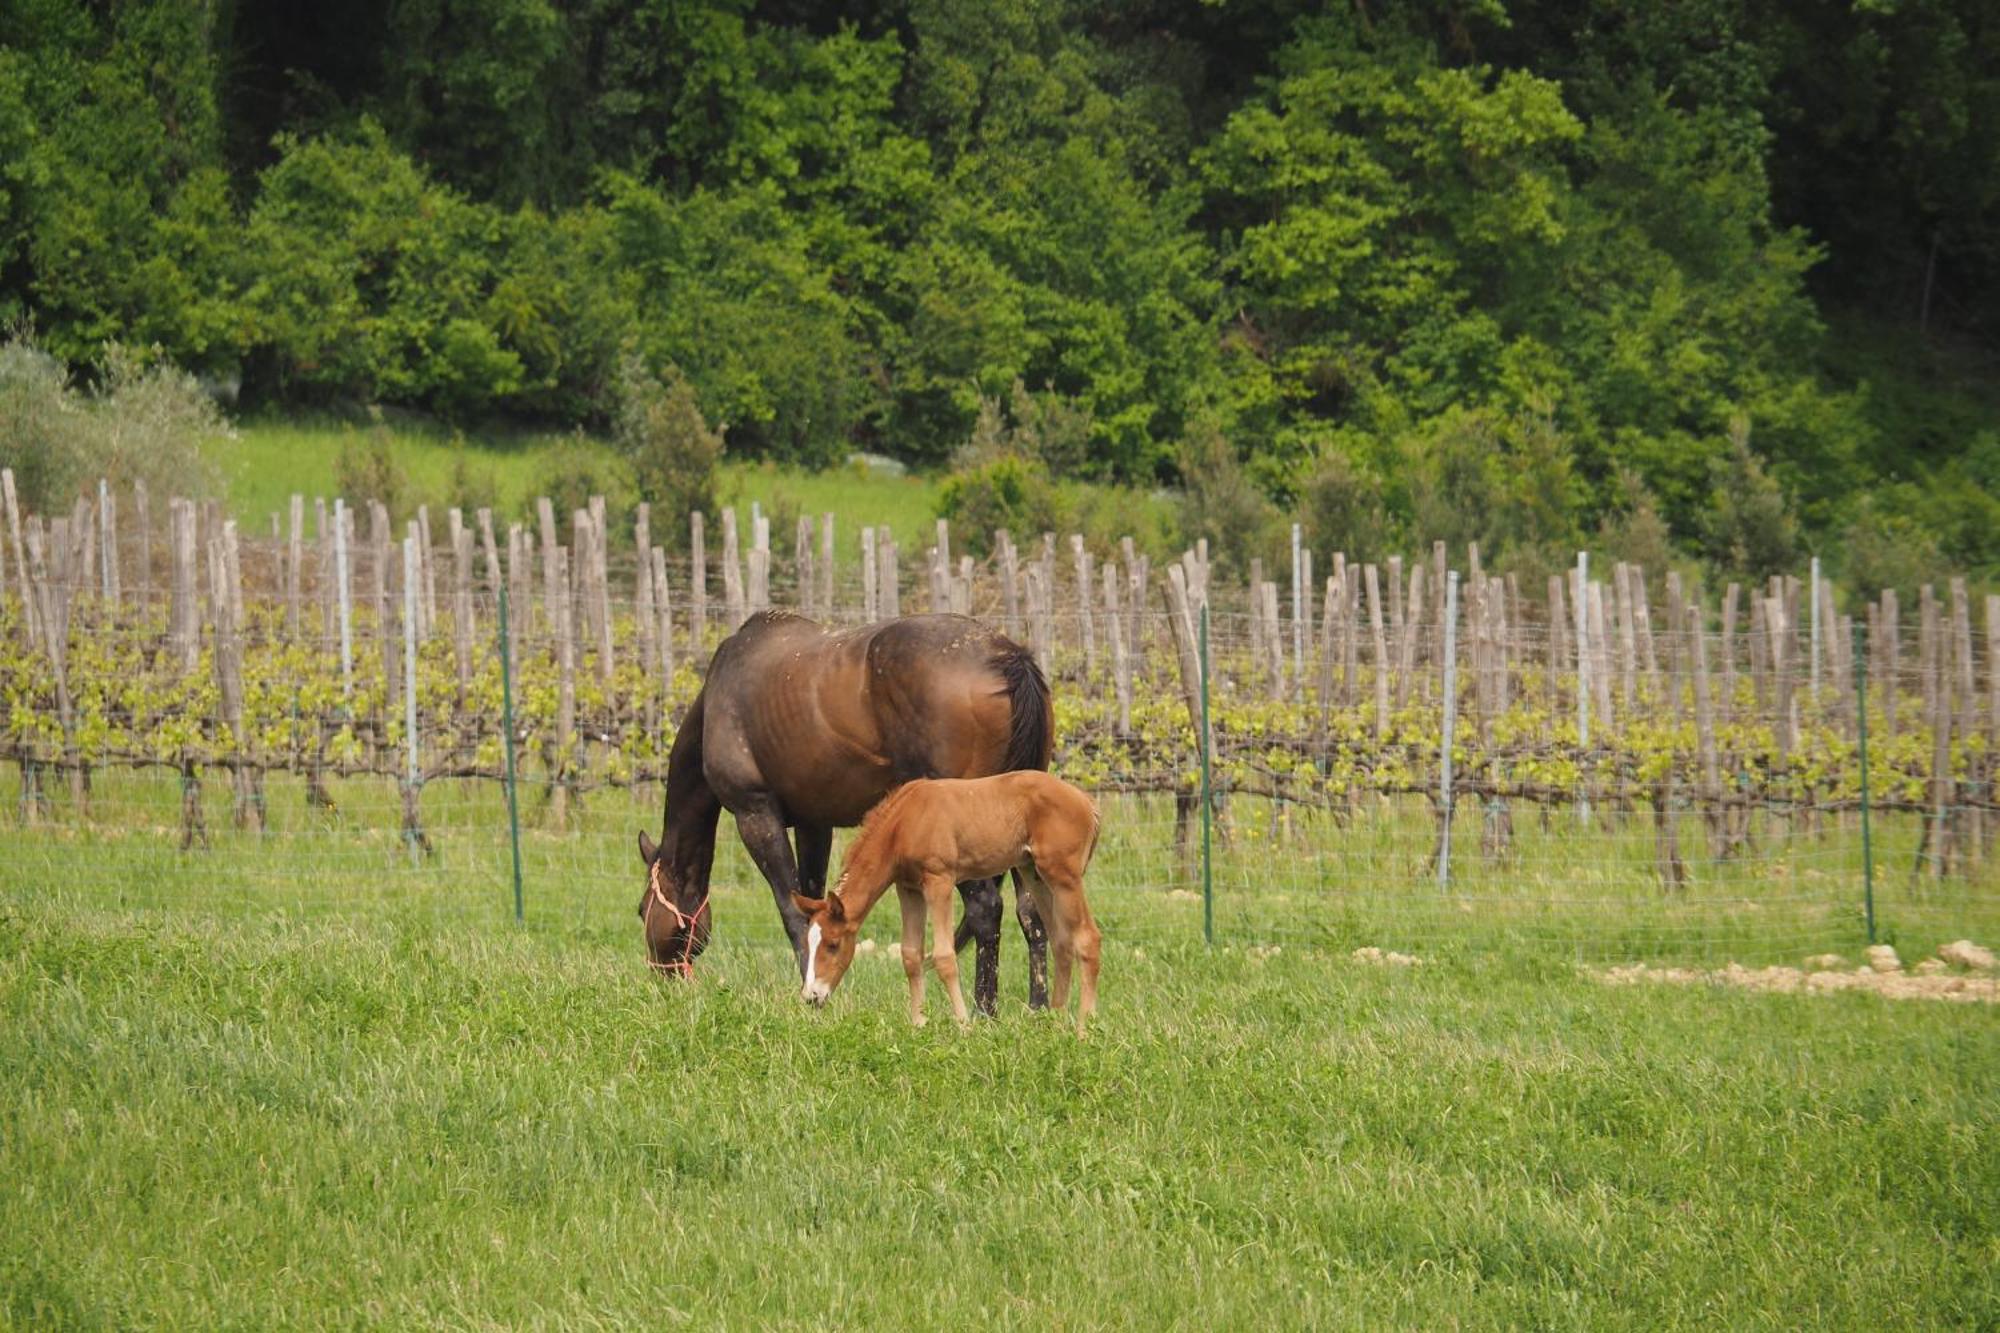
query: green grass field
[
  {"left": 3, "top": 769, "right": 1997, "bottom": 1327},
  {"left": 210, "top": 418, "right": 946, "bottom": 551}
]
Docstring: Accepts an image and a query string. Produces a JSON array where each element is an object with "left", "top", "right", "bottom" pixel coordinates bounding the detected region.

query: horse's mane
[
  {"left": 834, "top": 781, "right": 921, "bottom": 891},
  {"left": 857, "top": 781, "right": 918, "bottom": 836}
]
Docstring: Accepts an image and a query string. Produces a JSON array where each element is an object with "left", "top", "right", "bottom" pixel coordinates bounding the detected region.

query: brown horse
[
  {"left": 792, "top": 771, "right": 1103, "bottom": 1034},
  {"left": 637, "top": 612, "right": 1052, "bottom": 1012}
]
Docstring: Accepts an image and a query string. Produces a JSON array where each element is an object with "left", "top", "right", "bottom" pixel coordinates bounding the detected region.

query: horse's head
[
  {"left": 791, "top": 892, "right": 857, "bottom": 1005},
  {"left": 638, "top": 830, "right": 710, "bottom": 976}
]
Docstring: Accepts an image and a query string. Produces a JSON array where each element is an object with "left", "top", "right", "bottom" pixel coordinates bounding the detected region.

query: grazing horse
[
  {"left": 637, "top": 612, "right": 1052, "bottom": 1012},
  {"left": 792, "top": 771, "right": 1103, "bottom": 1034}
]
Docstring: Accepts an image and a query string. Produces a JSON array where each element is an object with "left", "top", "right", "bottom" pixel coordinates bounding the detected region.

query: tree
[
  {"left": 1703, "top": 422, "right": 1800, "bottom": 582},
  {"left": 615, "top": 355, "right": 722, "bottom": 541}
]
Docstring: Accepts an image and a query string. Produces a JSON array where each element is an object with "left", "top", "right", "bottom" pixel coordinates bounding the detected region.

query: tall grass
[
  {"left": 3, "top": 774, "right": 1997, "bottom": 1325},
  {"left": 2, "top": 883, "right": 1994, "bottom": 1327}
]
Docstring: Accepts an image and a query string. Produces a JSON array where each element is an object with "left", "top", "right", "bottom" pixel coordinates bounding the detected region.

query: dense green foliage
[{"left": 3, "top": 0, "right": 1998, "bottom": 582}]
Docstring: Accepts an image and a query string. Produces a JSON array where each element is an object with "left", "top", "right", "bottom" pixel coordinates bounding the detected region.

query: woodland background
[{"left": 3, "top": 0, "right": 1998, "bottom": 589}]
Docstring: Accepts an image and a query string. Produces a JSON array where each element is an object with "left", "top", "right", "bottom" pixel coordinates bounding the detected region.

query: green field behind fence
[
  {"left": 209, "top": 420, "right": 949, "bottom": 553},
  {"left": 11, "top": 765, "right": 1996, "bottom": 969}
]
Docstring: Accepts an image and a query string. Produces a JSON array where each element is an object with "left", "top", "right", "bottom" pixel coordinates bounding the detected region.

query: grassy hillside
[{"left": 209, "top": 418, "right": 946, "bottom": 551}]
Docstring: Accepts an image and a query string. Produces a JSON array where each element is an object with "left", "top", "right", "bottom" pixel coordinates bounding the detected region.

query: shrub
[
  {"left": 937, "top": 455, "right": 1068, "bottom": 557},
  {"left": 1175, "top": 412, "right": 1276, "bottom": 576},
  {"left": 1839, "top": 493, "right": 1946, "bottom": 602},
  {"left": 533, "top": 430, "right": 634, "bottom": 536},
  {"left": 1300, "top": 448, "right": 1390, "bottom": 562},
  {"left": 436, "top": 438, "right": 502, "bottom": 519},
  {"left": 1068, "top": 482, "right": 1178, "bottom": 562},
  {"left": 614, "top": 355, "right": 722, "bottom": 543},
  {"left": 0, "top": 335, "right": 221, "bottom": 512},
  {"left": 0, "top": 339, "right": 89, "bottom": 511},
  {"left": 334, "top": 424, "right": 408, "bottom": 520},
  {"left": 1703, "top": 420, "right": 1799, "bottom": 582}
]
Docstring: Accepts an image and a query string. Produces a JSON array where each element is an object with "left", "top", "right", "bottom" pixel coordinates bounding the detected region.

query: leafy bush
[
  {"left": 1838, "top": 494, "right": 1948, "bottom": 604},
  {"left": 532, "top": 431, "right": 634, "bottom": 536},
  {"left": 0, "top": 340, "right": 88, "bottom": 511},
  {"left": 1300, "top": 448, "right": 1390, "bottom": 563},
  {"left": 334, "top": 425, "right": 408, "bottom": 521},
  {"left": 0, "top": 335, "right": 220, "bottom": 512},
  {"left": 1175, "top": 413, "right": 1277, "bottom": 576},
  {"left": 1703, "top": 422, "right": 1799, "bottom": 582},
  {"left": 1067, "top": 483, "right": 1179, "bottom": 562},
  {"left": 614, "top": 355, "right": 721, "bottom": 543},
  {"left": 937, "top": 455, "right": 1067, "bottom": 557},
  {"left": 436, "top": 439, "right": 502, "bottom": 519}
]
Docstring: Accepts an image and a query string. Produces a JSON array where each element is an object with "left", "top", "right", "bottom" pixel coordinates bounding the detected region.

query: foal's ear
[
  {"left": 792, "top": 892, "right": 828, "bottom": 919},
  {"left": 637, "top": 830, "right": 659, "bottom": 865},
  {"left": 826, "top": 893, "right": 847, "bottom": 923}
]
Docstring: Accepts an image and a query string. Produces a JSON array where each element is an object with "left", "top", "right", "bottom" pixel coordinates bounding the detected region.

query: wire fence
[{"left": 4, "top": 477, "right": 1997, "bottom": 970}]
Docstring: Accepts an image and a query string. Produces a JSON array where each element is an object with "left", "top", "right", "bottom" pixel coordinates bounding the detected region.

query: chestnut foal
[{"left": 792, "top": 771, "right": 1103, "bottom": 1033}]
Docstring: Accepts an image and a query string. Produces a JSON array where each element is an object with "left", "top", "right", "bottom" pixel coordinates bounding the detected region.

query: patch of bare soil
[
  {"left": 1593, "top": 941, "right": 1998, "bottom": 1004},
  {"left": 1351, "top": 946, "right": 1421, "bottom": 967}
]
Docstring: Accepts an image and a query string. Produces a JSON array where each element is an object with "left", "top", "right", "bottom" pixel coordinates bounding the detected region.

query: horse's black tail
[
  {"left": 993, "top": 639, "right": 1052, "bottom": 774},
  {"left": 953, "top": 640, "right": 1051, "bottom": 957}
]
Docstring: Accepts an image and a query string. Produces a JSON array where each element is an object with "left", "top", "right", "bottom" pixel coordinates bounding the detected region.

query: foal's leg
[
  {"left": 898, "top": 884, "right": 928, "bottom": 1027},
  {"left": 1044, "top": 857, "right": 1103, "bottom": 1036},
  {"left": 925, "top": 873, "right": 970, "bottom": 1026},
  {"left": 1015, "top": 878, "right": 1051, "bottom": 1012},
  {"left": 1020, "top": 865, "right": 1070, "bottom": 1010}
]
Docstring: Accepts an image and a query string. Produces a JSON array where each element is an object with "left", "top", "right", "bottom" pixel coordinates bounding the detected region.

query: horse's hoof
[{"left": 911, "top": 1014, "right": 928, "bottom": 1029}]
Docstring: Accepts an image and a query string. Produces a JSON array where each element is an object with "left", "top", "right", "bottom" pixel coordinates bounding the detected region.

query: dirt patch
[
  {"left": 1940, "top": 939, "right": 1997, "bottom": 970},
  {"left": 1593, "top": 961, "right": 2000, "bottom": 1004},
  {"left": 1352, "top": 946, "right": 1421, "bottom": 967},
  {"left": 1865, "top": 944, "right": 1902, "bottom": 973}
]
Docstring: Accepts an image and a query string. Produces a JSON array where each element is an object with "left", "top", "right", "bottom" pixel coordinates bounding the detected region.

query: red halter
[{"left": 646, "top": 858, "right": 710, "bottom": 979}]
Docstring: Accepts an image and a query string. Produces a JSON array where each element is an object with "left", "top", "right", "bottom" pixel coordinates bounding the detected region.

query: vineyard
[{"left": 5, "top": 474, "right": 1998, "bottom": 960}]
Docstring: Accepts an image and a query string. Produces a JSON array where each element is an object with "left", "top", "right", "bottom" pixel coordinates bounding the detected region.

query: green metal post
[
  {"left": 1854, "top": 621, "right": 1875, "bottom": 944},
  {"left": 1199, "top": 599, "right": 1214, "bottom": 946},
  {"left": 498, "top": 587, "right": 525, "bottom": 924}
]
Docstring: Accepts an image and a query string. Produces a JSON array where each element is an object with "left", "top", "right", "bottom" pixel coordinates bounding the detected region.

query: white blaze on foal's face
[
  {"left": 793, "top": 893, "right": 856, "bottom": 1004},
  {"left": 802, "top": 921, "right": 828, "bottom": 1003}
]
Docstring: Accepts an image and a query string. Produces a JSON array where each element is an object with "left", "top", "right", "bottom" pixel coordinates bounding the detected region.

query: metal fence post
[
  {"left": 1199, "top": 599, "right": 1214, "bottom": 946},
  {"left": 499, "top": 586, "right": 525, "bottom": 923},
  {"left": 1439, "top": 570, "right": 1459, "bottom": 890},
  {"left": 1854, "top": 620, "right": 1875, "bottom": 944}
]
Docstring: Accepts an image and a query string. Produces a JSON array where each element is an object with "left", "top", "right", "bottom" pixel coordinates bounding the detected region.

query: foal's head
[{"left": 791, "top": 892, "right": 858, "bottom": 1005}]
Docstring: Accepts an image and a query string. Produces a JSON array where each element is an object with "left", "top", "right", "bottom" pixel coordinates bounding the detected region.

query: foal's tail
[{"left": 993, "top": 640, "right": 1052, "bottom": 773}]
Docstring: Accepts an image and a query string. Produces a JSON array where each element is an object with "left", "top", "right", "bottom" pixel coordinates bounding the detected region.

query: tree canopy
[{"left": 2, "top": 0, "right": 1996, "bottom": 581}]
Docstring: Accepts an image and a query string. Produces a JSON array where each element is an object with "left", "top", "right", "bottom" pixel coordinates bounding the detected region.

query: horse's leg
[
  {"left": 925, "top": 873, "right": 970, "bottom": 1026},
  {"left": 1015, "top": 874, "right": 1050, "bottom": 1010},
  {"left": 899, "top": 883, "right": 928, "bottom": 1027},
  {"left": 1044, "top": 857, "right": 1101, "bottom": 1036},
  {"left": 1022, "top": 865, "right": 1071, "bottom": 1010},
  {"left": 732, "top": 797, "right": 811, "bottom": 972},
  {"left": 794, "top": 823, "right": 832, "bottom": 898},
  {"left": 954, "top": 876, "right": 1002, "bottom": 1018}
]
